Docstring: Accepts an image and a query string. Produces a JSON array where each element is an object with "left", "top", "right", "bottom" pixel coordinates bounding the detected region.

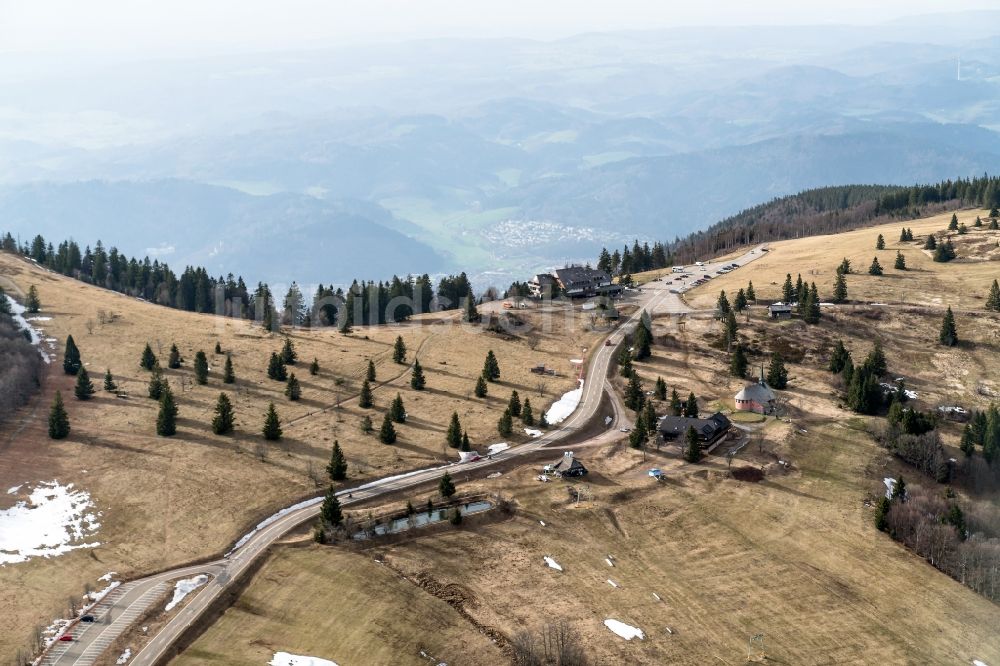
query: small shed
[{"left": 768, "top": 303, "right": 792, "bottom": 319}]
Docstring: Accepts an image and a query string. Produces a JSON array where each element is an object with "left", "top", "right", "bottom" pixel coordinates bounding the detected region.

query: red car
[{"left": 59, "top": 635, "right": 74, "bottom": 642}]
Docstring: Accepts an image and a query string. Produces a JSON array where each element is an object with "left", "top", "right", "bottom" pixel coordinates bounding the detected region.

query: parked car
[
  {"left": 59, "top": 635, "right": 74, "bottom": 642},
  {"left": 81, "top": 615, "right": 95, "bottom": 622}
]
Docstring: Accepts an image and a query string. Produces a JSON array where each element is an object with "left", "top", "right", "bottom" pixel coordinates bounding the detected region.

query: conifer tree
[
  {"left": 215, "top": 341, "right": 223, "bottom": 354},
  {"left": 281, "top": 337, "right": 297, "bottom": 364},
  {"left": 933, "top": 239, "right": 957, "bottom": 262},
  {"left": 899, "top": 228, "right": 908, "bottom": 242},
  {"left": 670, "top": 389, "right": 683, "bottom": 416},
  {"left": 781, "top": 273, "right": 795, "bottom": 303},
  {"left": 285, "top": 373, "right": 301, "bottom": 400},
  {"left": 924, "top": 234, "right": 937, "bottom": 250},
  {"left": 894, "top": 251, "right": 906, "bottom": 270},
  {"left": 723, "top": 310, "right": 738, "bottom": 347},
  {"left": 48, "top": 390, "right": 70, "bottom": 439},
  {"left": 730, "top": 344, "right": 748, "bottom": 378},
  {"left": 446, "top": 412, "right": 462, "bottom": 448},
  {"left": 410, "top": 359, "right": 426, "bottom": 390},
  {"left": 948, "top": 213, "right": 959, "bottom": 230},
  {"left": 157, "top": 384, "right": 178, "bottom": 436},
  {"left": 223, "top": 354, "right": 235, "bottom": 383},
  {"left": 837, "top": 258, "right": 852, "bottom": 275},
  {"left": 366, "top": 359, "right": 376, "bottom": 382},
  {"left": 869, "top": 256, "right": 884, "bottom": 275},
  {"left": 379, "top": 412, "right": 397, "bottom": 444},
  {"left": 975, "top": 216, "right": 983, "bottom": 227},
  {"left": 716, "top": 290, "right": 731, "bottom": 316},
  {"left": 628, "top": 417, "right": 648, "bottom": 450},
  {"left": 140, "top": 342, "right": 157, "bottom": 371},
  {"left": 309, "top": 358, "right": 319, "bottom": 375},
  {"left": 461, "top": 430, "right": 471, "bottom": 452},
  {"left": 267, "top": 352, "right": 287, "bottom": 381},
  {"left": 991, "top": 218, "right": 999, "bottom": 230},
  {"left": 521, "top": 398, "right": 534, "bottom": 426},
  {"left": 327, "top": 441, "right": 347, "bottom": 481},
  {"left": 655, "top": 376, "right": 667, "bottom": 401},
  {"left": 212, "top": 393, "right": 235, "bottom": 435},
  {"left": 393, "top": 335, "right": 407, "bottom": 363},
  {"left": 26, "top": 285, "right": 41, "bottom": 313},
  {"left": 958, "top": 223, "right": 968, "bottom": 235},
  {"left": 74, "top": 366, "right": 95, "bottom": 400},
  {"left": 684, "top": 392, "right": 698, "bottom": 418},
  {"left": 360, "top": 415, "right": 373, "bottom": 434},
  {"left": 633, "top": 319, "right": 652, "bottom": 360},
  {"left": 767, "top": 352, "right": 788, "bottom": 389},
  {"left": 874, "top": 496, "right": 890, "bottom": 532},
  {"left": 795, "top": 274, "right": 805, "bottom": 304},
  {"left": 103, "top": 369, "right": 117, "bottom": 392},
  {"left": 262, "top": 402, "right": 282, "bottom": 440},
  {"left": 508, "top": 390, "right": 521, "bottom": 417},
  {"left": 439, "top": 472, "right": 456, "bottom": 498},
  {"left": 474, "top": 374, "right": 488, "bottom": 398},
  {"left": 891, "top": 476, "right": 906, "bottom": 502},
  {"left": 148, "top": 364, "right": 166, "bottom": 399},
  {"left": 624, "top": 372, "right": 645, "bottom": 412},
  {"left": 876, "top": 234, "right": 885, "bottom": 250},
  {"left": 833, "top": 270, "right": 848, "bottom": 303},
  {"left": 641, "top": 399, "right": 658, "bottom": 435},
  {"left": 464, "top": 296, "right": 481, "bottom": 323},
  {"left": 960, "top": 424, "right": 976, "bottom": 457},
  {"left": 746, "top": 281, "right": 756, "bottom": 301},
  {"left": 939, "top": 306, "right": 959, "bottom": 346},
  {"left": 193, "top": 350, "right": 209, "bottom": 385},
  {"left": 619, "top": 354, "right": 634, "bottom": 378},
  {"left": 804, "top": 282, "right": 821, "bottom": 324},
  {"left": 538, "top": 410, "right": 549, "bottom": 428},
  {"left": 168, "top": 344, "right": 182, "bottom": 369},
  {"left": 828, "top": 340, "right": 851, "bottom": 374},
  {"left": 359, "top": 378, "right": 374, "bottom": 408},
  {"left": 684, "top": 426, "right": 701, "bottom": 463},
  {"left": 498, "top": 408, "right": 513, "bottom": 437},
  {"left": 986, "top": 279, "right": 1000, "bottom": 312},
  {"left": 321, "top": 486, "right": 342, "bottom": 527},
  {"left": 733, "top": 288, "right": 748, "bottom": 313},
  {"left": 63, "top": 335, "right": 82, "bottom": 375},
  {"left": 390, "top": 393, "right": 406, "bottom": 423},
  {"left": 482, "top": 350, "right": 500, "bottom": 381}
]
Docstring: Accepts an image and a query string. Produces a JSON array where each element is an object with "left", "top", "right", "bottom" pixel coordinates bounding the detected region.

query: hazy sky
[{"left": 2, "top": 0, "right": 996, "bottom": 58}]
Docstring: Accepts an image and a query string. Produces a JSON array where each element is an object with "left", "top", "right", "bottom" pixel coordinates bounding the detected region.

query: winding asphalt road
[{"left": 47, "top": 245, "right": 766, "bottom": 666}]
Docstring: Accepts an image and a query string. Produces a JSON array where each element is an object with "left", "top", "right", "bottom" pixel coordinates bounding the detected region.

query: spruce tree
[
  {"left": 805, "top": 283, "right": 821, "bottom": 324},
  {"left": 212, "top": 393, "right": 235, "bottom": 435},
  {"left": 366, "top": 359, "right": 376, "bottom": 382},
  {"left": 168, "top": 344, "right": 182, "bottom": 369},
  {"left": 655, "top": 376, "right": 667, "bottom": 401},
  {"left": 148, "top": 364, "right": 166, "bottom": 399},
  {"left": 782, "top": 273, "right": 795, "bottom": 303},
  {"left": 670, "top": 389, "right": 683, "bottom": 416},
  {"left": 633, "top": 319, "right": 652, "bottom": 359},
  {"left": 482, "top": 350, "right": 500, "bottom": 382},
  {"left": 281, "top": 337, "right": 297, "bottom": 364},
  {"left": 619, "top": 355, "right": 634, "bottom": 378},
  {"left": 933, "top": 239, "right": 957, "bottom": 262},
  {"left": 321, "top": 486, "right": 343, "bottom": 526},
  {"left": 359, "top": 379, "right": 374, "bottom": 408},
  {"left": 828, "top": 340, "right": 851, "bottom": 374},
  {"left": 991, "top": 218, "right": 999, "bottom": 230},
  {"left": 833, "top": 270, "right": 848, "bottom": 303},
  {"left": 193, "top": 350, "right": 209, "bottom": 385},
  {"left": 393, "top": 335, "right": 407, "bottom": 363},
  {"left": 410, "top": 359, "right": 426, "bottom": 390},
  {"left": 103, "top": 369, "right": 117, "bottom": 392},
  {"left": 309, "top": 358, "right": 320, "bottom": 375},
  {"left": 876, "top": 234, "right": 885, "bottom": 250},
  {"left": 939, "top": 306, "right": 959, "bottom": 346},
  {"left": 267, "top": 352, "right": 287, "bottom": 381},
  {"left": 641, "top": 399, "right": 658, "bottom": 434},
  {"left": 874, "top": 496, "right": 890, "bottom": 532},
  {"left": 215, "top": 341, "right": 223, "bottom": 354},
  {"left": 975, "top": 215, "right": 983, "bottom": 227},
  {"left": 837, "top": 258, "right": 852, "bottom": 275},
  {"left": 716, "top": 290, "right": 731, "bottom": 316},
  {"left": 327, "top": 441, "right": 347, "bottom": 481},
  {"left": 63, "top": 335, "right": 82, "bottom": 375},
  {"left": 389, "top": 393, "right": 406, "bottom": 423},
  {"left": 684, "top": 392, "right": 698, "bottom": 418},
  {"left": 960, "top": 424, "right": 976, "bottom": 457},
  {"left": 746, "top": 281, "right": 756, "bottom": 301},
  {"left": 628, "top": 417, "right": 648, "bottom": 450},
  {"left": 948, "top": 213, "right": 959, "bottom": 231},
  {"left": 723, "top": 310, "right": 738, "bottom": 347},
  {"left": 360, "top": 415, "right": 373, "bottom": 434},
  {"left": 474, "top": 375, "right": 488, "bottom": 398},
  {"left": 464, "top": 296, "right": 481, "bottom": 323},
  {"left": 379, "top": 412, "right": 397, "bottom": 444},
  {"left": 730, "top": 344, "right": 748, "bottom": 378},
  {"left": 958, "top": 223, "right": 968, "bottom": 235},
  {"left": 894, "top": 251, "right": 906, "bottom": 270},
  {"left": 140, "top": 342, "right": 157, "bottom": 371},
  {"left": 223, "top": 354, "right": 235, "bottom": 383},
  {"left": 446, "top": 412, "right": 463, "bottom": 448},
  {"left": 767, "top": 353, "right": 788, "bottom": 389},
  {"left": 48, "top": 390, "right": 70, "bottom": 439},
  {"left": 868, "top": 257, "right": 883, "bottom": 276},
  {"left": 498, "top": 408, "right": 514, "bottom": 437},
  {"left": 521, "top": 398, "right": 534, "bottom": 426},
  {"left": 156, "top": 384, "right": 178, "bottom": 436},
  {"left": 285, "top": 373, "right": 301, "bottom": 400},
  {"left": 924, "top": 234, "right": 937, "bottom": 250},
  {"left": 899, "top": 228, "right": 909, "bottom": 242},
  {"left": 74, "top": 367, "right": 95, "bottom": 400},
  {"left": 508, "top": 390, "right": 521, "bottom": 417},
  {"left": 683, "top": 426, "right": 701, "bottom": 463},
  {"left": 624, "top": 372, "right": 645, "bottom": 412},
  {"left": 733, "top": 288, "right": 748, "bottom": 312},
  {"left": 25, "top": 285, "right": 40, "bottom": 313},
  {"left": 439, "top": 472, "right": 456, "bottom": 498},
  {"left": 891, "top": 476, "right": 906, "bottom": 502},
  {"left": 985, "top": 279, "right": 1000, "bottom": 312},
  {"left": 262, "top": 402, "right": 282, "bottom": 440}
]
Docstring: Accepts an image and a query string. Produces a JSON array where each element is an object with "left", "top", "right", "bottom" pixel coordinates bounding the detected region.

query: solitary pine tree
[
  {"left": 366, "top": 359, "right": 376, "bottom": 382},
  {"left": 723, "top": 310, "right": 738, "bottom": 347},
  {"left": 655, "top": 376, "right": 667, "bottom": 401},
  {"left": 924, "top": 234, "right": 937, "bottom": 250},
  {"left": 214, "top": 341, "right": 222, "bottom": 354},
  {"left": 393, "top": 335, "right": 407, "bottom": 363},
  {"left": 140, "top": 342, "right": 157, "bottom": 371},
  {"left": 498, "top": 408, "right": 513, "bottom": 437},
  {"left": 439, "top": 472, "right": 456, "bottom": 498},
  {"left": 730, "top": 344, "right": 748, "bottom": 378},
  {"left": 358, "top": 379, "right": 374, "bottom": 408},
  {"left": 262, "top": 402, "right": 282, "bottom": 440},
  {"left": 26, "top": 285, "right": 40, "bottom": 313},
  {"left": 461, "top": 431, "right": 471, "bottom": 452},
  {"left": 633, "top": 320, "right": 652, "bottom": 360},
  {"left": 628, "top": 417, "right": 648, "bottom": 450},
  {"left": 103, "top": 369, "right": 117, "bottom": 392},
  {"left": 63, "top": 336, "right": 82, "bottom": 375},
  {"left": 767, "top": 353, "right": 788, "bottom": 389},
  {"left": 894, "top": 251, "right": 906, "bottom": 270},
  {"left": 733, "top": 288, "right": 748, "bottom": 312},
  {"left": 379, "top": 413, "right": 397, "bottom": 444},
  {"left": 986, "top": 279, "right": 1000, "bottom": 312},
  {"left": 281, "top": 337, "right": 297, "bottom": 364},
  {"left": 624, "top": 372, "right": 645, "bottom": 412},
  {"left": 833, "top": 271, "right": 848, "bottom": 303},
  {"left": 508, "top": 390, "right": 521, "bottom": 417},
  {"left": 891, "top": 476, "right": 906, "bottom": 502},
  {"left": 975, "top": 216, "right": 983, "bottom": 227},
  {"left": 683, "top": 426, "right": 701, "bottom": 463},
  {"left": 521, "top": 398, "right": 534, "bottom": 426},
  {"left": 876, "top": 234, "right": 885, "bottom": 250},
  {"left": 958, "top": 223, "right": 968, "bottom": 235},
  {"left": 285, "top": 373, "right": 301, "bottom": 400},
  {"left": 446, "top": 412, "right": 463, "bottom": 448},
  {"left": 223, "top": 354, "right": 235, "bottom": 383},
  {"left": 410, "top": 359, "right": 426, "bottom": 390},
  {"left": 360, "top": 415, "right": 373, "bottom": 434},
  {"left": 148, "top": 365, "right": 166, "bottom": 400},
  {"left": 474, "top": 375, "right": 488, "bottom": 398},
  {"left": 321, "top": 486, "right": 343, "bottom": 526},
  {"left": 948, "top": 213, "right": 959, "bottom": 230},
  {"left": 782, "top": 273, "right": 795, "bottom": 303},
  {"left": 389, "top": 393, "right": 406, "bottom": 423},
  {"left": 874, "top": 496, "right": 891, "bottom": 532},
  {"left": 267, "top": 352, "right": 287, "bottom": 381},
  {"left": 74, "top": 367, "right": 95, "bottom": 400},
  {"left": 464, "top": 296, "right": 481, "bottom": 323},
  {"left": 991, "top": 218, "right": 1000, "bottom": 230},
  {"left": 837, "top": 258, "right": 852, "bottom": 275},
  {"left": 168, "top": 344, "right": 182, "bottom": 369},
  {"left": 933, "top": 239, "right": 957, "bottom": 262},
  {"left": 899, "top": 227, "right": 909, "bottom": 241},
  {"left": 309, "top": 358, "right": 319, "bottom": 375},
  {"left": 670, "top": 389, "right": 683, "bottom": 416},
  {"left": 717, "top": 290, "right": 731, "bottom": 315},
  {"left": 48, "top": 391, "right": 70, "bottom": 439},
  {"left": 869, "top": 257, "right": 883, "bottom": 276},
  {"left": 746, "top": 281, "right": 756, "bottom": 301},
  {"left": 684, "top": 392, "right": 698, "bottom": 418},
  {"left": 193, "top": 350, "right": 209, "bottom": 385},
  {"left": 482, "top": 350, "right": 501, "bottom": 382},
  {"left": 156, "top": 385, "right": 178, "bottom": 436},
  {"left": 828, "top": 340, "right": 851, "bottom": 374},
  {"left": 212, "top": 393, "right": 235, "bottom": 435},
  {"left": 939, "top": 306, "right": 959, "bottom": 346},
  {"left": 327, "top": 441, "right": 347, "bottom": 481}
]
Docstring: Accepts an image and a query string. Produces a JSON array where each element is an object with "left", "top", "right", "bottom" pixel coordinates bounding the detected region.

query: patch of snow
[
  {"left": 884, "top": 477, "right": 896, "bottom": 500},
  {"left": 652, "top": 593, "right": 661, "bottom": 602},
  {"left": 973, "top": 661, "right": 988, "bottom": 666},
  {"left": 607, "top": 579, "right": 619, "bottom": 588},
  {"left": 605, "top": 558, "right": 614, "bottom": 567},
  {"left": 269, "top": 652, "right": 339, "bottom": 666},
  {"left": 164, "top": 574, "right": 209, "bottom": 612},
  {"left": 545, "top": 379, "right": 584, "bottom": 425},
  {"left": 27, "top": 315, "right": 52, "bottom": 321},
  {"left": 0, "top": 481, "right": 101, "bottom": 565},
  {"left": 569, "top": 358, "right": 583, "bottom": 364},
  {"left": 458, "top": 451, "right": 481, "bottom": 463},
  {"left": 2, "top": 294, "right": 51, "bottom": 363},
  {"left": 543, "top": 556, "right": 563, "bottom": 571},
  {"left": 524, "top": 428, "right": 542, "bottom": 438},
  {"left": 116, "top": 647, "right": 132, "bottom": 664},
  {"left": 98, "top": 571, "right": 118, "bottom": 582},
  {"left": 604, "top": 619, "right": 644, "bottom": 640},
  {"left": 226, "top": 496, "right": 324, "bottom": 555},
  {"left": 487, "top": 442, "right": 510, "bottom": 455},
  {"left": 539, "top": 520, "right": 546, "bottom": 527},
  {"left": 7, "top": 485, "right": 22, "bottom": 494},
  {"left": 486, "top": 472, "right": 502, "bottom": 479}
]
